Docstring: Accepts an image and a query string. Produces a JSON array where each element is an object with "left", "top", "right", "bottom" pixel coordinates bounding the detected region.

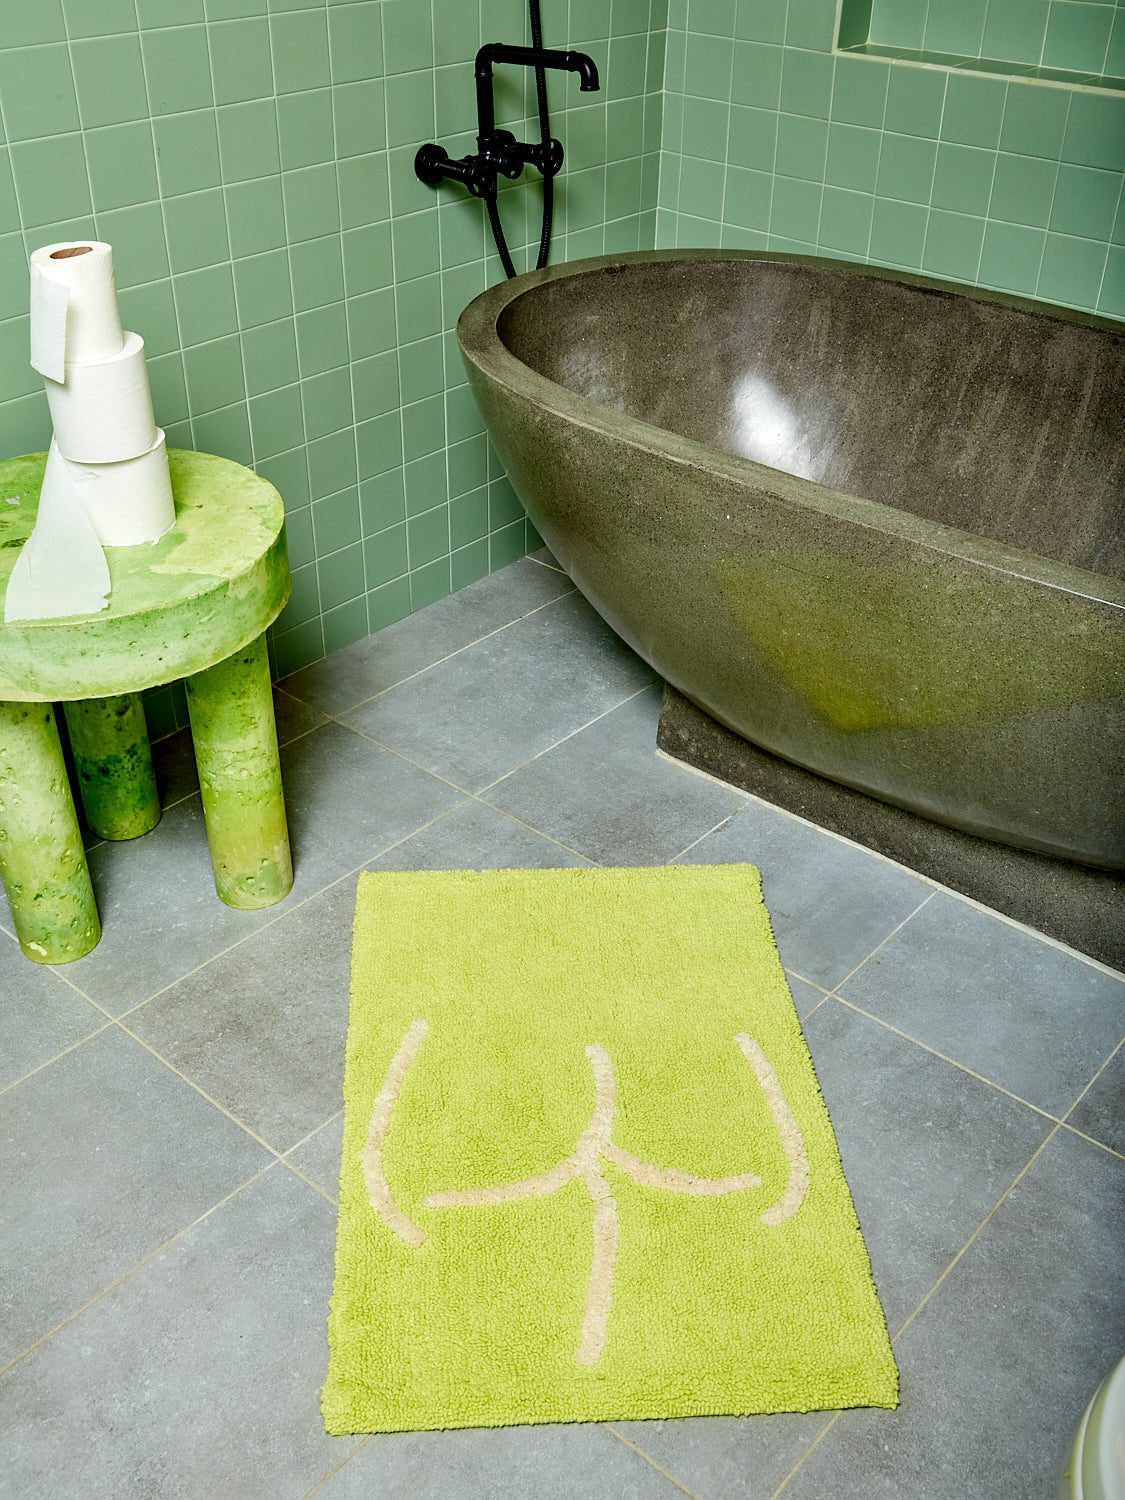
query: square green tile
[
  {"left": 233, "top": 247, "right": 293, "bottom": 327},
  {"left": 831, "top": 54, "right": 889, "bottom": 127},
  {"left": 676, "top": 156, "right": 725, "bottom": 218},
  {"left": 96, "top": 202, "right": 171, "bottom": 287},
  {"left": 363, "top": 522, "right": 409, "bottom": 588},
  {"left": 818, "top": 184, "right": 873, "bottom": 254},
  {"left": 182, "top": 332, "right": 246, "bottom": 411},
  {"left": 4, "top": 3, "right": 65, "bottom": 45},
  {"left": 313, "top": 487, "right": 362, "bottom": 553},
  {"left": 825, "top": 122, "right": 881, "bottom": 193},
  {"left": 192, "top": 401, "right": 253, "bottom": 463},
  {"left": 404, "top": 450, "right": 447, "bottom": 515},
  {"left": 1042, "top": 1, "right": 1114, "bottom": 74},
  {"left": 402, "top": 394, "right": 445, "bottom": 464},
  {"left": 384, "top": 69, "right": 436, "bottom": 152},
  {"left": 684, "top": 31, "right": 734, "bottom": 100},
  {"left": 204, "top": 0, "right": 267, "bottom": 16},
  {"left": 391, "top": 208, "right": 441, "bottom": 282},
  {"left": 216, "top": 100, "right": 281, "bottom": 183},
  {"left": 338, "top": 153, "right": 392, "bottom": 230},
  {"left": 884, "top": 62, "right": 947, "bottom": 137},
  {"left": 117, "top": 279, "right": 180, "bottom": 354},
  {"left": 317, "top": 542, "right": 365, "bottom": 610},
  {"left": 209, "top": 18, "right": 275, "bottom": 104},
  {"left": 606, "top": 96, "right": 646, "bottom": 160},
  {"left": 149, "top": 352, "right": 190, "bottom": 427},
  {"left": 323, "top": 596, "right": 371, "bottom": 656},
  {"left": 784, "top": 0, "right": 836, "bottom": 50},
  {"left": 175, "top": 263, "right": 238, "bottom": 342},
  {"left": 271, "top": 9, "right": 331, "bottom": 93},
  {"left": 163, "top": 188, "right": 230, "bottom": 271},
  {"left": 0, "top": 44, "right": 80, "bottom": 141},
  {"left": 875, "top": 130, "right": 937, "bottom": 203},
  {"left": 1097, "top": 243, "right": 1125, "bottom": 317},
  {"left": 83, "top": 123, "right": 159, "bottom": 212},
  {"left": 343, "top": 221, "right": 393, "bottom": 296},
  {"left": 366, "top": 574, "right": 411, "bottom": 633},
  {"left": 347, "top": 286, "right": 397, "bottom": 359},
  {"left": 1061, "top": 90, "right": 1125, "bottom": 170},
  {"left": 774, "top": 112, "right": 829, "bottom": 181},
  {"left": 395, "top": 272, "right": 443, "bottom": 342},
  {"left": 609, "top": 31, "right": 650, "bottom": 97},
  {"left": 941, "top": 73, "right": 1007, "bottom": 148},
  {"left": 487, "top": 520, "right": 526, "bottom": 573},
  {"left": 1049, "top": 161, "right": 1121, "bottom": 239},
  {"left": 328, "top": 1, "right": 384, "bottom": 84},
  {"left": 445, "top": 384, "right": 486, "bottom": 445},
  {"left": 489, "top": 474, "right": 524, "bottom": 529},
  {"left": 922, "top": 206, "right": 986, "bottom": 281},
  {"left": 249, "top": 383, "right": 305, "bottom": 457},
  {"left": 409, "top": 557, "right": 451, "bottom": 612},
  {"left": 296, "top": 301, "right": 349, "bottom": 375},
  {"left": 922, "top": 0, "right": 988, "bottom": 58},
  {"left": 681, "top": 96, "right": 731, "bottom": 161},
  {"left": 448, "top": 434, "right": 488, "bottom": 500},
  {"left": 0, "top": 152, "right": 18, "bottom": 238},
  {"left": 0, "top": 319, "right": 40, "bottom": 404},
  {"left": 136, "top": 0, "right": 205, "bottom": 24},
  {"left": 398, "top": 334, "right": 445, "bottom": 405},
  {"left": 999, "top": 80, "right": 1070, "bottom": 159},
  {"left": 691, "top": 0, "right": 736, "bottom": 37},
  {"left": 450, "top": 538, "right": 490, "bottom": 593},
  {"left": 308, "top": 428, "right": 359, "bottom": 498},
  {"left": 450, "top": 482, "right": 488, "bottom": 546},
  {"left": 140, "top": 25, "right": 214, "bottom": 114},
  {"left": 278, "top": 562, "right": 321, "bottom": 629},
  {"left": 71, "top": 36, "right": 149, "bottom": 128},
  {"left": 977, "top": 218, "right": 1046, "bottom": 294},
  {"left": 779, "top": 47, "right": 834, "bottom": 119},
  {"left": 334, "top": 80, "right": 387, "bottom": 159},
  {"left": 351, "top": 348, "right": 399, "bottom": 423},
  {"left": 988, "top": 151, "right": 1058, "bottom": 227},
  {"left": 360, "top": 466, "right": 406, "bottom": 533},
  {"left": 225, "top": 176, "right": 288, "bottom": 256},
  {"left": 1037, "top": 229, "right": 1110, "bottom": 307},
  {"left": 276, "top": 89, "right": 335, "bottom": 171},
  {"left": 734, "top": 0, "right": 785, "bottom": 44},
  {"left": 768, "top": 173, "right": 822, "bottom": 241},
  {"left": 1106, "top": 11, "right": 1125, "bottom": 81},
  {"left": 303, "top": 367, "right": 354, "bottom": 440},
  {"left": 282, "top": 164, "right": 341, "bottom": 242},
  {"left": 0, "top": 234, "right": 32, "bottom": 321},
  {"left": 154, "top": 110, "right": 222, "bottom": 196},
  {"left": 868, "top": 195, "right": 928, "bottom": 265},
  {"left": 282, "top": 504, "right": 314, "bottom": 570},
  {"left": 724, "top": 165, "right": 772, "bottom": 229},
  {"left": 256, "top": 443, "right": 310, "bottom": 506},
  {"left": 407, "top": 504, "right": 450, "bottom": 570},
  {"left": 982, "top": 0, "right": 1050, "bottom": 67},
  {"left": 868, "top": 0, "right": 926, "bottom": 50},
  {"left": 290, "top": 237, "right": 345, "bottom": 311},
  {"left": 931, "top": 141, "right": 996, "bottom": 214},
  {"left": 605, "top": 158, "right": 644, "bottom": 220},
  {"left": 382, "top": 0, "right": 433, "bottom": 75}
]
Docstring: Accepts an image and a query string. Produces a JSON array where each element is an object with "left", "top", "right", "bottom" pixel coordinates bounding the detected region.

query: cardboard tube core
[{"left": 51, "top": 246, "right": 93, "bottom": 259}]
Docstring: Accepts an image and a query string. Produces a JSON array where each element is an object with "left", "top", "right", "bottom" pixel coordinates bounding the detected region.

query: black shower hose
[{"left": 487, "top": 0, "right": 554, "bottom": 279}]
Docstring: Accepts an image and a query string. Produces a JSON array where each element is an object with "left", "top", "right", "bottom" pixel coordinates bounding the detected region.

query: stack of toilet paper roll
[{"left": 4, "top": 241, "right": 176, "bottom": 623}]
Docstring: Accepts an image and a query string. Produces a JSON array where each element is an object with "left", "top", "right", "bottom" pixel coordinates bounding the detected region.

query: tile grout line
[
  {"left": 298, "top": 1439, "right": 375, "bottom": 1500},
  {"left": 603, "top": 1423, "right": 706, "bottom": 1499},
  {"left": 824, "top": 888, "right": 939, "bottom": 992},
  {"left": 0, "top": 1019, "right": 117, "bottom": 1099},
  {"left": 0, "top": 1160, "right": 283, "bottom": 1381}
]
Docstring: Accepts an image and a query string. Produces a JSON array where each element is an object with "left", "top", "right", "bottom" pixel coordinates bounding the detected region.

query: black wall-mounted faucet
[{"left": 414, "top": 27, "right": 600, "bottom": 278}]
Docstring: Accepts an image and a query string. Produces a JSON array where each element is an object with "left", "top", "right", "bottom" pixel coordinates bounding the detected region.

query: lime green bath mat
[{"left": 323, "top": 864, "right": 898, "bottom": 1433}]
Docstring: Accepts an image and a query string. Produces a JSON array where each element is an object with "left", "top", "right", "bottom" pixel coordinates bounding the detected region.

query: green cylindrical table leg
[
  {"left": 0, "top": 701, "right": 100, "bottom": 962},
  {"left": 185, "top": 633, "right": 293, "bottom": 909},
  {"left": 63, "top": 694, "right": 161, "bottom": 841}
]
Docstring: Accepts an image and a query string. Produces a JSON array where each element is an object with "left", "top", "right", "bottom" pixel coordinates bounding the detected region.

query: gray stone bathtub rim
[{"left": 455, "top": 248, "right": 1125, "bottom": 612}]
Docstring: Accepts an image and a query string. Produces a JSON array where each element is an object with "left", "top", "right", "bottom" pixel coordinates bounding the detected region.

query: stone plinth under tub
[{"left": 0, "top": 449, "right": 293, "bottom": 963}]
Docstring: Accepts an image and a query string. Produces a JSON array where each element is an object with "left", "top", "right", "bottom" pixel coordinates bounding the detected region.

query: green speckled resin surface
[{"left": 0, "top": 449, "right": 290, "bottom": 701}]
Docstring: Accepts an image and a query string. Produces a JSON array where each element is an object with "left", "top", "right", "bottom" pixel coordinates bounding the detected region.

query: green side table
[{"left": 0, "top": 448, "right": 293, "bottom": 963}]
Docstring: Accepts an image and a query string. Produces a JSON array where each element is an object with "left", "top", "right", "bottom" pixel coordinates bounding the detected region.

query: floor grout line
[
  {"left": 823, "top": 888, "right": 939, "bottom": 992},
  {"left": 0, "top": 1018, "right": 116, "bottom": 1098},
  {"left": 603, "top": 1424, "right": 706, "bottom": 1499},
  {"left": 299, "top": 1439, "right": 374, "bottom": 1499}
]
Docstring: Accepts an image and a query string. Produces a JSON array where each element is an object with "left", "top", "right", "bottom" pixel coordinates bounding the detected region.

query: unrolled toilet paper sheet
[{"left": 4, "top": 442, "right": 111, "bottom": 622}]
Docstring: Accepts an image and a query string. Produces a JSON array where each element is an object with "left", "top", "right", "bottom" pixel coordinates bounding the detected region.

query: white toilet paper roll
[
  {"left": 3, "top": 440, "right": 111, "bottom": 622},
  {"left": 63, "top": 429, "right": 176, "bottom": 547},
  {"left": 29, "top": 241, "right": 124, "bottom": 382},
  {"left": 44, "top": 330, "right": 158, "bottom": 464}
]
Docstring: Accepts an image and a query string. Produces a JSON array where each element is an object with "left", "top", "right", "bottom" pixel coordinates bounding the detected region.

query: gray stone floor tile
[
  {"left": 788, "top": 974, "right": 828, "bottom": 1020},
  {"left": 341, "top": 592, "right": 656, "bottom": 794},
  {"left": 486, "top": 685, "right": 747, "bottom": 864},
  {"left": 837, "top": 892, "right": 1125, "bottom": 1117},
  {"left": 610, "top": 1413, "right": 832, "bottom": 1500},
  {"left": 801, "top": 1000, "right": 1052, "bottom": 1332},
  {"left": 285, "top": 1113, "right": 344, "bottom": 1201},
  {"left": 371, "top": 796, "right": 593, "bottom": 871},
  {"left": 778, "top": 1128, "right": 1125, "bottom": 1500},
  {"left": 1066, "top": 1042, "right": 1125, "bottom": 1154},
  {"left": 680, "top": 799, "right": 935, "bottom": 989},
  {"left": 55, "top": 796, "right": 289, "bottom": 1014},
  {"left": 315, "top": 1420, "right": 689, "bottom": 1499},
  {"left": 126, "top": 880, "right": 357, "bottom": 1154},
  {"left": 280, "top": 720, "right": 465, "bottom": 887},
  {"left": 280, "top": 558, "right": 575, "bottom": 715},
  {"left": 0, "top": 935, "right": 108, "bottom": 1089},
  {"left": 0, "top": 1026, "right": 271, "bottom": 1367},
  {"left": 0, "top": 1167, "right": 350, "bottom": 1500}
]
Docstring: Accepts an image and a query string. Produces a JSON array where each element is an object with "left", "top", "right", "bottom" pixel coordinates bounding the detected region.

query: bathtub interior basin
[{"left": 458, "top": 251, "right": 1124, "bottom": 870}]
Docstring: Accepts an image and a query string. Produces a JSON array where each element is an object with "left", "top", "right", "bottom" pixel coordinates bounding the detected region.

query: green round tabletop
[{"left": 0, "top": 448, "right": 290, "bottom": 700}]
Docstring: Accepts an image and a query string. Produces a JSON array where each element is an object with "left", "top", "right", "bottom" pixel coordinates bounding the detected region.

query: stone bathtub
[{"left": 457, "top": 250, "right": 1124, "bottom": 876}]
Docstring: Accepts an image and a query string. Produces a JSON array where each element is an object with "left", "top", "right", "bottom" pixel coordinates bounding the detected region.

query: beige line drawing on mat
[{"left": 363, "top": 1022, "right": 809, "bottom": 1365}]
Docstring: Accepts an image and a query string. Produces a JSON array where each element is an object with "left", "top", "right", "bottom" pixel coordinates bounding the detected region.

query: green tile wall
[
  {"left": 657, "top": 0, "right": 1125, "bottom": 324},
  {"left": 0, "top": 0, "right": 666, "bottom": 722}
]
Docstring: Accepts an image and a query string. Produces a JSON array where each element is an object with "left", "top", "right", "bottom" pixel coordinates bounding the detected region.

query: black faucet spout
[{"left": 475, "top": 43, "right": 600, "bottom": 141}]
